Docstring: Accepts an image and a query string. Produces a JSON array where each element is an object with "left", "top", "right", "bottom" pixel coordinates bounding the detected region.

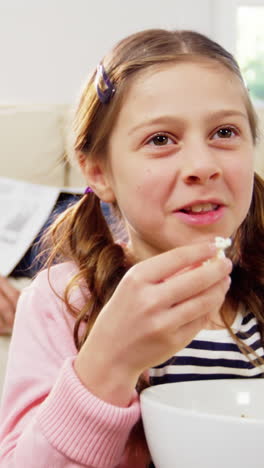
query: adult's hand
[
  {"left": 74, "top": 241, "right": 232, "bottom": 406},
  {"left": 0, "top": 276, "right": 20, "bottom": 334}
]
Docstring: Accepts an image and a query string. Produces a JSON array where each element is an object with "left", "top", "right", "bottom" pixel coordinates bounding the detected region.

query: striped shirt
[{"left": 149, "top": 305, "right": 264, "bottom": 385}]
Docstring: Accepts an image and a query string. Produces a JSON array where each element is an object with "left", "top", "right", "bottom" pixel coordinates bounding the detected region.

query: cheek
[
  {"left": 231, "top": 160, "right": 254, "bottom": 211},
  {"left": 228, "top": 147, "right": 254, "bottom": 184},
  {"left": 133, "top": 167, "right": 162, "bottom": 196}
]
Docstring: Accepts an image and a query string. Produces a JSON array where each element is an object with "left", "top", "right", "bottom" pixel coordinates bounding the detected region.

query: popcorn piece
[
  {"left": 203, "top": 236, "right": 231, "bottom": 265},
  {"left": 214, "top": 236, "right": 232, "bottom": 258}
]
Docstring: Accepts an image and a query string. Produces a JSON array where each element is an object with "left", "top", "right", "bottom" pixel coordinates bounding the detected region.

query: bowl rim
[{"left": 140, "top": 379, "right": 264, "bottom": 425}]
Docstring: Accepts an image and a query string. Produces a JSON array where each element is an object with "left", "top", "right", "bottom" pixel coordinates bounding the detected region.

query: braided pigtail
[
  {"left": 46, "top": 192, "right": 132, "bottom": 349},
  {"left": 221, "top": 172, "right": 264, "bottom": 368},
  {"left": 45, "top": 192, "right": 150, "bottom": 465},
  {"left": 228, "top": 173, "right": 264, "bottom": 340}
]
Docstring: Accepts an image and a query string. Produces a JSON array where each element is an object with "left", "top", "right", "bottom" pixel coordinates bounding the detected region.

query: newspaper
[{"left": 0, "top": 177, "right": 83, "bottom": 277}]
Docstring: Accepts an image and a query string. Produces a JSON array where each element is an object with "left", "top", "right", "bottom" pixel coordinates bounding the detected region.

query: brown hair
[{"left": 46, "top": 29, "right": 264, "bottom": 465}]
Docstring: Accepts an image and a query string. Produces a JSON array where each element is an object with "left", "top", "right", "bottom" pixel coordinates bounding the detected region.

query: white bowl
[{"left": 140, "top": 379, "right": 264, "bottom": 468}]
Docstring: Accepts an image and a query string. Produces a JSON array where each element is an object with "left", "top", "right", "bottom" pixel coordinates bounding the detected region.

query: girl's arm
[{"left": 0, "top": 266, "right": 140, "bottom": 468}]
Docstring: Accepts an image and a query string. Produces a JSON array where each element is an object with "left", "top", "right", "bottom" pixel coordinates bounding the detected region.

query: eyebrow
[
  {"left": 128, "top": 109, "right": 248, "bottom": 135},
  {"left": 207, "top": 109, "right": 248, "bottom": 121}
]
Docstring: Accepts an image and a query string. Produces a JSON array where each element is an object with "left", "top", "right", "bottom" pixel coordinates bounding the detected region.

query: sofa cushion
[
  {"left": 62, "top": 107, "right": 86, "bottom": 188},
  {"left": 0, "top": 105, "right": 66, "bottom": 186}
]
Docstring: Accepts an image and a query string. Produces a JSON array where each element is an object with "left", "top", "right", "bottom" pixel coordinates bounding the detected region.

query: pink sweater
[{"left": 0, "top": 263, "right": 144, "bottom": 467}]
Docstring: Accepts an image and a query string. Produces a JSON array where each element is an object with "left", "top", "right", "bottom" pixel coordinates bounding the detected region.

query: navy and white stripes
[{"left": 150, "top": 306, "right": 264, "bottom": 385}]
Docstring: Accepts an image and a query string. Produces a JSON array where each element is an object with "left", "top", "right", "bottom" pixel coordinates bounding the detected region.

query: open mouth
[
  {"left": 180, "top": 203, "right": 220, "bottom": 214},
  {"left": 175, "top": 202, "right": 224, "bottom": 225}
]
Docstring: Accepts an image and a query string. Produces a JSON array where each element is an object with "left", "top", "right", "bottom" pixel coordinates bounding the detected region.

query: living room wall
[
  {"left": 0, "top": 0, "right": 262, "bottom": 176},
  {"left": 0, "top": 0, "right": 216, "bottom": 104}
]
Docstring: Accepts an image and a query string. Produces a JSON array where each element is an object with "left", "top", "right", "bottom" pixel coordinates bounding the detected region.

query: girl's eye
[
  {"left": 212, "top": 127, "right": 237, "bottom": 139},
  {"left": 147, "top": 133, "right": 174, "bottom": 146}
]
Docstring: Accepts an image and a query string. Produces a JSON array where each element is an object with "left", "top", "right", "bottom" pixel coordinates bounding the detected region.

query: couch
[
  {"left": 0, "top": 104, "right": 263, "bottom": 396},
  {"left": 0, "top": 104, "right": 86, "bottom": 395}
]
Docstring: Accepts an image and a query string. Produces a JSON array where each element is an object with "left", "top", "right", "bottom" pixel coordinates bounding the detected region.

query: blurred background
[
  {"left": 0, "top": 0, "right": 263, "bottom": 107},
  {"left": 0, "top": 0, "right": 264, "bottom": 394}
]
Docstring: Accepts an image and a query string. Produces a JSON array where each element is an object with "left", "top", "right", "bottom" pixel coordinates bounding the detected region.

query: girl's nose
[{"left": 181, "top": 144, "right": 222, "bottom": 185}]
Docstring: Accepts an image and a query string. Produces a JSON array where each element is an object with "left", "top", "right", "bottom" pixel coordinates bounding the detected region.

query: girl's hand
[{"left": 74, "top": 241, "right": 232, "bottom": 406}]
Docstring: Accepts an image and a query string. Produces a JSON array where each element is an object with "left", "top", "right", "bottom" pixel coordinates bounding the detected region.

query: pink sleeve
[{"left": 0, "top": 270, "right": 141, "bottom": 467}]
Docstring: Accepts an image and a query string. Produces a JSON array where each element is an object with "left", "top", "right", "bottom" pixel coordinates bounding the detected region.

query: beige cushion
[
  {"left": 62, "top": 107, "right": 86, "bottom": 188},
  {"left": 0, "top": 105, "right": 66, "bottom": 187},
  {"left": 66, "top": 162, "right": 86, "bottom": 188}
]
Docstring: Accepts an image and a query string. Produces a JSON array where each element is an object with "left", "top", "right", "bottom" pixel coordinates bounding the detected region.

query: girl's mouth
[
  {"left": 175, "top": 203, "right": 224, "bottom": 225},
  {"left": 180, "top": 203, "right": 218, "bottom": 214}
]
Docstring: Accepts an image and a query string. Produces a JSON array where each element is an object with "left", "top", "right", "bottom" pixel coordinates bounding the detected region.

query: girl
[{"left": 0, "top": 28, "right": 263, "bottom": 467}]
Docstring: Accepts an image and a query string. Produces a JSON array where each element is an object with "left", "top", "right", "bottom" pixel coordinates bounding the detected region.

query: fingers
[
  {"left": 168, "top": 274, "right": 231, "bottom": 331},
  {"left": 148, "top": 274, "right": 231, "bottom": 361},
  {"left": 157, "top": 255, "right": 232, "bottom": 308},
  {"left": 0, "top": 277, "right": 19, "bottom": 333},
  {"left": 131, "top": 240, "right": 218, "bottom": 284},
  {"left": 169, "top": 313, "right": 209, "bottom": 352},
  {"left": 0, "top": 276, "right": 20, "bottom": 306},
  {"left": 0, "top": 292, "right": 16, "bottom": 328},
  {"left": 0, "top": 323, "right": 13, "bottom": 335}
]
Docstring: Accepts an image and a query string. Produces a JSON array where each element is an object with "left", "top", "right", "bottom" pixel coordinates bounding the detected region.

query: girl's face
[{"left": 105, "top": 61, "right": 255, "bottom": 260}]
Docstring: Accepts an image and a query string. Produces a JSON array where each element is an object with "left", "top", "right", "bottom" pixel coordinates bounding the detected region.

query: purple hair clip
[
  {"left": 95, "top": 64, "right": 115, "bottom": 104},
  {"left": 84, "top": 186, "right": 93, "bottom": 194}
]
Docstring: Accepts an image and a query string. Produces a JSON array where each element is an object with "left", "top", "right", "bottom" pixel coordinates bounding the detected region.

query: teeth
[{"left": 186, "top": 203, "right": 217, "bottom": 213}]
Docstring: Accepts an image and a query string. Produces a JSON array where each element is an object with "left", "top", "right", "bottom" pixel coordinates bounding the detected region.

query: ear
[{"left": 78, "top": 152, "right": 115, "bottom": 203}]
